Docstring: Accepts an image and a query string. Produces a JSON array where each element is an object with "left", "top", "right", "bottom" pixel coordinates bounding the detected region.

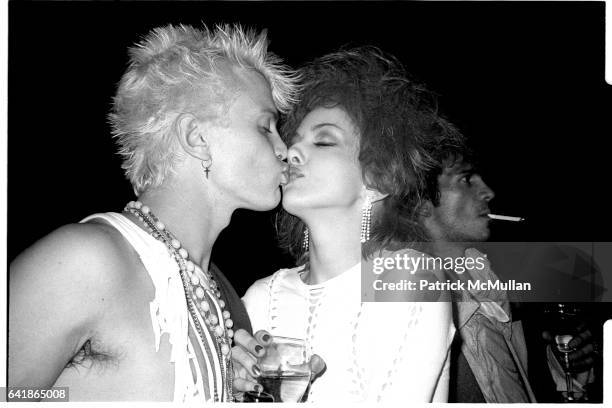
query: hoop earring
[
  {"left": 360, "top": 195, "right": 372, "bottom": 243},
  {"left": 302, "top": 228, "right": 309, "bottom": 250},
  {"left": 201, "top": 158, "right": 212, "bottom": 179}
]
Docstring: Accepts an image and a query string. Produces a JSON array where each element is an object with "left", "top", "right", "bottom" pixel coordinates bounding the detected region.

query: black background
[{"left": 8, "top": 1, "right": 610, "bottom": 296}]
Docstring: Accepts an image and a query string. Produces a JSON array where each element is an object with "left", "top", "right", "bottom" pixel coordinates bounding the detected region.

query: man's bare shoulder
[
  {"left": 11, "top": 221, "right": 136, "bottom": 297},
  {"left": 8, "top": 221, "right": 147, "bottom": 388}
]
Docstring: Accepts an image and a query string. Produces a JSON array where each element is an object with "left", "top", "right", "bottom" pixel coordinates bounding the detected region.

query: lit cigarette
[{"left": 488, "top": 214, "right": 525, "bottom": 222}]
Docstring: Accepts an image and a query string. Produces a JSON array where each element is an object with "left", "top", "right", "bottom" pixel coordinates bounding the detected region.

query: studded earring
[
  {"left": 302, "top": 228, "right": 309, "bottom": 250},
  {"left": 360, "top": 195, "right": 372, "bottom": 243}
]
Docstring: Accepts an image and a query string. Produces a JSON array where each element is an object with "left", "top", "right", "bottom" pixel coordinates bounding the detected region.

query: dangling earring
[
  {"left": 360, "top": 195, "right": 372, "bottom": 243},
  {"left": 302, "top": 228, "right": 309, "bottom": 250},
  {"left": 201, "top": 158, "right": 212, "bottom": 179}
]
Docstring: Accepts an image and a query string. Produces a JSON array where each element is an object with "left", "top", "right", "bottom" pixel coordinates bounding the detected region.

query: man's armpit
[{"left": 65, "top": 337, "right": 122, "bottom": 373}]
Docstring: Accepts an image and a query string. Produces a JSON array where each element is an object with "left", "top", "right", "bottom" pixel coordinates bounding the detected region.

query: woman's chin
[{"left": 281, "top": 194, "right": 308, "bottom": 215}]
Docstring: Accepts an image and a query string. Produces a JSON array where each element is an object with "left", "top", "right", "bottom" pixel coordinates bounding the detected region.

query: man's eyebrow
[
  {"left": 445, "top": 163, "right": 474, "bottom": 177},
  {"left": 259, "top": 108, "right": 278, "bottom": 121},
  {"left": 454, "top": 161, "right": 475, "bottom": 173},
  {"left": 457, "top": 167, "right": 474, "bottom": 174}
]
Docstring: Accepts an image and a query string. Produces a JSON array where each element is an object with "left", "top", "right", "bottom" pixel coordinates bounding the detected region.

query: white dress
[{"left": 243, "top": 251, "right": 455, "bottom": 403}]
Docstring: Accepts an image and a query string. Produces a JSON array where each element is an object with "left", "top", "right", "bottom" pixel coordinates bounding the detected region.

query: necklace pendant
[{"left": 221, "top": 343, "right": 230, "bottom": 356}]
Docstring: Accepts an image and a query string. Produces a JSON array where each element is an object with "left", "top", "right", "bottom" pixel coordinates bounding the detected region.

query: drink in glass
[
  {"left": 543, "top": 303, "right": 585, "bottom": 402},
  {"left": 257, "top": 336, "right": 312, "bottom": 402}
]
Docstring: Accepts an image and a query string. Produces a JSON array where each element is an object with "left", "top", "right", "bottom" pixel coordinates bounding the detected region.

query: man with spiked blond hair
[{"left": 9, "top": 23, "right": 297, "bottom": 402}]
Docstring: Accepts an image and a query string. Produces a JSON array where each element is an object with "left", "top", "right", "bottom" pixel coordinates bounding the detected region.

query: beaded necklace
[{"left": 125, "top": 201, "right": 233, "bottom": 402}]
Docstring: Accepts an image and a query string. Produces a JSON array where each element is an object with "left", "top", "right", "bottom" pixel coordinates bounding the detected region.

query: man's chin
[
  {"left": 248, "top": 190, "right": 282, "bottom": 211},
  {"left": 265, "top": 194, "right": 283, "bottom": 210},
  {"left": 470, "top": 231, "right": 490, "bottom": 242},
  {"left": 476, "top": 232, "right": 491, "bottom": 243},
  {"left": 457, "top": 232, "right": 490, "bottom": 244}
]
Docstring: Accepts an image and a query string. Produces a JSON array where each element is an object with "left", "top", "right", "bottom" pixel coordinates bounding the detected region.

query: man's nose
[
  {"left": 270, "top": 131, "right": 287, "bottom": 161},
  {"left": 481, "top": 182, "right": 495, "bottom": 202},
  {"left": 473, "top": 174, "right": 495, "bottom": 202}
]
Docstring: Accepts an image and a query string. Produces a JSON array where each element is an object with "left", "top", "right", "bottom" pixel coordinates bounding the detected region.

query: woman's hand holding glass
[
  {"left": 232, "top": 329, "right": 271, "bottom": 398},
  {"left": 232, "top": 330, "right": 326, "bottom": 402}
]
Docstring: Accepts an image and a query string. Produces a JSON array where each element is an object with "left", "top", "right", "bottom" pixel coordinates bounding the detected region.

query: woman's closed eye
[
  {"left": 314, "top": 141, "right": 336, "bottom": 147},
  {"left": 313, "top": 134, "right": 337, "bottom": 147}
]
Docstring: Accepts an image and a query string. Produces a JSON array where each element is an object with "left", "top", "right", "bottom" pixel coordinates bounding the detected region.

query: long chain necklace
[{"left": 125, "top": 201, "right": 233, "bottom": 402}]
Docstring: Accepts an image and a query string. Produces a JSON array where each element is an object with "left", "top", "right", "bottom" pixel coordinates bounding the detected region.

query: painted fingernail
[
  {"left": 253, "top": 364, "right": 261, "bottom": 376},
  {"left": 262, "top": 334, "right": 270, "bottom": 342},
  {"left": 255, "top": 345, "right": 263, "bottom": 354}
]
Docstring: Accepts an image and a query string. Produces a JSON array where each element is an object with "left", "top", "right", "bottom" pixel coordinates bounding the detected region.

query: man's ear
[
  {"left": 417, "top": 200, "right": 434, "bottom": 219},
  {"left": 175, "top": 113, "right": 211, "bottom": 160}
]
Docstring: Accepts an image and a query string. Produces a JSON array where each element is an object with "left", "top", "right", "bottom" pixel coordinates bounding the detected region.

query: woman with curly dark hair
[{"left": 244, "top": 47, "right": 458, "bottom": 402}]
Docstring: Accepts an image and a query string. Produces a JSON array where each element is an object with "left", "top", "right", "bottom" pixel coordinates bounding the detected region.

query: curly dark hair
[{"left": 277, "top": 46, "right": 464, "bottom": 260}]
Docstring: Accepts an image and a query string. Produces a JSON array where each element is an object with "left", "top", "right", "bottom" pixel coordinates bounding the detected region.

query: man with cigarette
[
  {"left": 416, "top": 132, "right": 600, "bottom": 402},
  {"left": 417, "top": 143, "right": 535, "bottom": 402},
  {"left": 415, "top": 130, "right": 530, "bottom": 401}
]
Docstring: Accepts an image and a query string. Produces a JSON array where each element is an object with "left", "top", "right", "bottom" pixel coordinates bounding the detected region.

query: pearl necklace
[{"left": 125, "top": 201, "right": 233, "bottom": 401}]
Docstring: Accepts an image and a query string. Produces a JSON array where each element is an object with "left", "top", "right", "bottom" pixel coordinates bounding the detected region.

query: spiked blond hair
[{"left": 109, "top": 24, "right": 299, "bottom": 194}]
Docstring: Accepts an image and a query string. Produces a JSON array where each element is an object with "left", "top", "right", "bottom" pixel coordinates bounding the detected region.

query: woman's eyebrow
[{"left": 311, "top": 122, "right": 343, "bottom": 132}]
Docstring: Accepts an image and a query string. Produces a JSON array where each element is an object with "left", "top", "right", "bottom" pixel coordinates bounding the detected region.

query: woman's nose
[{"left": 287, "top": 145, "right": 303, "bottom": 165}]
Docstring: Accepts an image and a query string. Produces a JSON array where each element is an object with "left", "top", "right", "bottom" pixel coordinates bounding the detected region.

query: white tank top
[{"left": 81, "top": 212, "right": 229, "bottom": 402}]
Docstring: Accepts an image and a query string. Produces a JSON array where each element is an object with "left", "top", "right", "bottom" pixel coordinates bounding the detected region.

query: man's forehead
[
  {"left": 230, "top": 65, "right": 277, "bottom": 112},
  {"left": 442, "top": 159, "right": 475, "bottom": 176}
]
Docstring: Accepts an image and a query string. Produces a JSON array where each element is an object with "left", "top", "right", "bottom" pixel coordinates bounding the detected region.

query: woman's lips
[{"left": 287, "top": 167, "right": 304, "bottom": 182}]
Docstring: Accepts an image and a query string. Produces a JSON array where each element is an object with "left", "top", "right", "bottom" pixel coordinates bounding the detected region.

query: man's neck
[
  {"left": 135, "top": 185, "right": 233, "bottom": 271},
  {"left": 429, "top": 240, "right": 467, "bottom": 259}
]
